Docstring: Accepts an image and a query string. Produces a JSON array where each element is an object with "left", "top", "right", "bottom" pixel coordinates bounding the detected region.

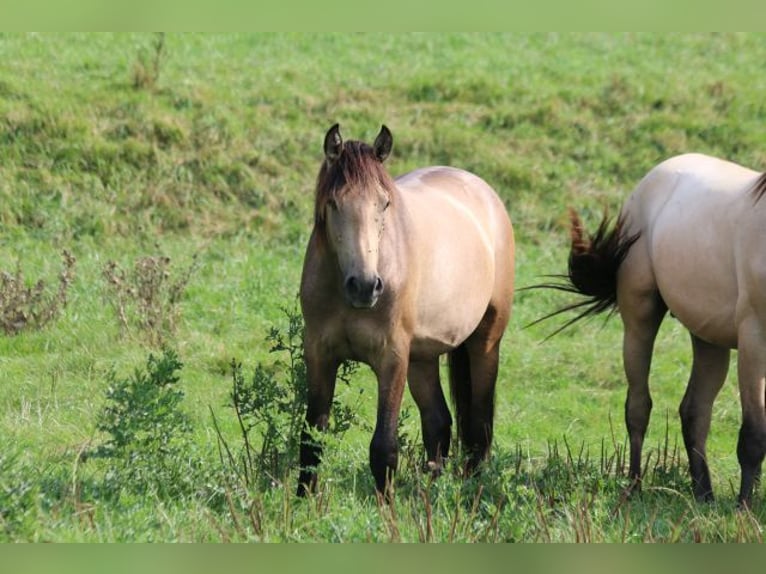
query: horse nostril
[
  {"left": 344, "top": 274, "right": 383, "bottom": 306},
  {"left": 345, "top": 276, "right": 360, "bottom": 297}
]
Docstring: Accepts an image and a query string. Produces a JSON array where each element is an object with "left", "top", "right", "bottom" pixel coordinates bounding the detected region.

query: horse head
[{"left": 315, "top": 124, "right": 395, "bottom": 309}]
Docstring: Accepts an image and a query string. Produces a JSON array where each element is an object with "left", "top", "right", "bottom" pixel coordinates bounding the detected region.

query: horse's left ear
[
  {"left": 373, "top": 125, "right": 393, "bottom": 162},
  {"left": 324, "top": 123, "right": 343, "bottom": 162}
]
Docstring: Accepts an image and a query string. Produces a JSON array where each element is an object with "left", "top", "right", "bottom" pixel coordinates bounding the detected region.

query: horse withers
[
  {"left": 297, "top": 124, "right": 515, "bottom": 496},
  {"left": 537, "top": 153, "right": 766, "bottom": 507}
]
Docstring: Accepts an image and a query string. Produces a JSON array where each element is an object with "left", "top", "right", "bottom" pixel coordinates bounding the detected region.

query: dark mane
[
  {"left": 752, "top": 172, "right": 766, "bottom": 203},
  {"left": 314, "top": 141, "right": 396, "bottom": 226}
]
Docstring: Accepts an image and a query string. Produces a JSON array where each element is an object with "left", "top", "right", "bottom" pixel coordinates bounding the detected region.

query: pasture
[{"left": 2, "top": 32, "right": 766, "bottom": 541}]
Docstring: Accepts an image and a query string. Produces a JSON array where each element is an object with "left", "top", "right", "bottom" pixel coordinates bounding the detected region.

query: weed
[
  {"left": 0, "top": 250, "right": 75, "bottom": 335},
  {"left": 102, "top": 249, "right": 198, "bottom": 346},
  {"left": 132, "top": 33, "right": 166, "bottom": 91}
]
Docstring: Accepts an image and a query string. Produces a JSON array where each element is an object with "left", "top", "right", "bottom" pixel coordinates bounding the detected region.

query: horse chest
[
  {"left": 314, "top": 312, "right": 396, "bottom": 364},
  {"left": 345, "top": 320, "right": 389, "bottom": 360}
]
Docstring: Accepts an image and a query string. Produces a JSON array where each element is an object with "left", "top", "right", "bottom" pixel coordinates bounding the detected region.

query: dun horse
[
  {"left": 538, "top": 153, "right": 766, "bottom": 507},
  {"left": 297, "top": 124, "right": 514, "bottom": 496}
]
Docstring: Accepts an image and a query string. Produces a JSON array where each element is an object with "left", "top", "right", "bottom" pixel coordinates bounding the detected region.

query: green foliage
[
  {"left": 91, "top": 348, "right": 200, "bottom": 498},
  {"left": 0, "top": 451, "right": 39, "bottom": 537},
  {"left": 96, "top": 349, "right": 187, "bottom": 453},
  {"left": 213, "top": 305, "right": 361, "bottom": 491}
]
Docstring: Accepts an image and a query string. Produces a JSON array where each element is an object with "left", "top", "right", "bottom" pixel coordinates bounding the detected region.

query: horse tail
[
  {"left": 528, "top": 208, "right": 640, "bottom": 337},
  {"left": 448, "top": 343, "right": 471, "bottom": 445}
]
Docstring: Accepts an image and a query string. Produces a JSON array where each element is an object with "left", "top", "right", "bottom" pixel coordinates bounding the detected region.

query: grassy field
[{"left": 2, "top": 32, "right": 766, "bottom": 541}]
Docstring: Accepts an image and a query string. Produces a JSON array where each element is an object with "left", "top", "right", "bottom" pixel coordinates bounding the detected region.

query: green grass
[{"left": 1, "top": 32, "right": 765, "bottom": 541}]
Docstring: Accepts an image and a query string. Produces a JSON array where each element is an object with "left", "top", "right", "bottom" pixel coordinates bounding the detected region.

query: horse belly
[
  {"left": 410, "top": 303, "right": 490, "bottom": 359},
  {"left": 409, "top": 240, "right": 496, "bottom": 359},
  {"left": 658, "top": 274, "right": 738, "bottom": 348}
]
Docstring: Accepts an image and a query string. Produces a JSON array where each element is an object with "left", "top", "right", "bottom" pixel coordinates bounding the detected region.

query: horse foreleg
[
  {"left": 736, "top": 317, "right": 766, "bottom": 508},
  {"left": 679, "top": 335, "right": 729, "bottom": 502},
  {"left": 297, "top": 351, "right": 339, "bottom": 497},
  {"left": 370, "top": 353, "right": 408, "bottom": 496}
]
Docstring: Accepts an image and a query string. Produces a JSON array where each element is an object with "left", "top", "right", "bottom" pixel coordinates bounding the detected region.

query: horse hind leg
[
  {"left": 448, "top": 343, "right": 472, "bottom": 463},
  {"left": 621, "top": 289, "right": 666, "bottom": 493},
  {"left": 407, "top": 358, "right": 452, "bottom": 475},
  {"left": 449, "top": 314, "right": 504, "bottom": 476},
  {"left": 465, "top": 339, "right": 501, "bottom": 474},
  {"left": 679, "top": 334, "right": 729, "bottom": 502},
  {"left": 735, "top": 316, "right": 766, "bottom": 508}
]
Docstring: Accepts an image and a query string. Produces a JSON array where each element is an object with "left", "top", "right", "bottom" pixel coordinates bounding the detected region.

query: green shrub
[
  {"left": 91, "top": 348, "right": 202, "bottom": 498},
  {"left": 213, "top": 305, "right": 361, "bottom": 491}
]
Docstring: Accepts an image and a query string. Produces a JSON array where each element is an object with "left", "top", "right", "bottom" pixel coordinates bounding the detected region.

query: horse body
[
  {"left": 548, "top": 152, "right": 766, "bottom": 506},
  {"left": 298, "top": 125, "right": 514, "bottom": 496},
  {"left": 622, "top": 153, "right": 758, "bottom": 348},
  {"left": 395, "top": 167, "right": 514, "bottom": 358}
]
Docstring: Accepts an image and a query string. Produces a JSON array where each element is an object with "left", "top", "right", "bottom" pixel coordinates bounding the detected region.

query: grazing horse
[
  {"left": 297, "top": 124, "right": 515, "bottom": 496},
  {"left": 537, "top": 153, "right": 766, "bottom": 507}
]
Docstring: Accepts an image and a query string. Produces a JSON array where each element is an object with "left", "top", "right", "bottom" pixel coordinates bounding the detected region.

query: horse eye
[
  {"left": 383, "top": 199, "right": 391, "bottom": 211},
  {"left": 328, "top": 199, "right": 338, "bottom": 211}
]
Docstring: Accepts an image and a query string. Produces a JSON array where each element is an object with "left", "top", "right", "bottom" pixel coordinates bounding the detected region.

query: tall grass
[{"left": 1, "top": 33, "right": 764, "bottom": 541}]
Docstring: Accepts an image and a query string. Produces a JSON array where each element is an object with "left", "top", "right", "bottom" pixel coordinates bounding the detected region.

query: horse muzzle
[{"left": 344, "top": 274, "right": 384, "bottom": 309}]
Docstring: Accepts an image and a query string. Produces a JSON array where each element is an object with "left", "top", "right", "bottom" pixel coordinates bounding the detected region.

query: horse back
[{"left": 395, "top": 166, "right": 513, "bottom": 256}]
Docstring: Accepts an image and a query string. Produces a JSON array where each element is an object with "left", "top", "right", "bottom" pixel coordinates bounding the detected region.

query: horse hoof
[
  {"left": 622, "top": 477, "right": 642, "bottom": 498},
  {"left": 426, "top": 460, "right": 443, "bottom": 477},
  {"left": 694, "top": 491, "right": 715, "bottom": 504}
]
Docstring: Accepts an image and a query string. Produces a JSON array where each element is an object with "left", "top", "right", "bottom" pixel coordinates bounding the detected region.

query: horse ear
[
  {"left": 373, "top": 125, "right": 393, "bottom": 162},
  {"left": 324, "top": 123, "right": 343, "bottom": 162}
]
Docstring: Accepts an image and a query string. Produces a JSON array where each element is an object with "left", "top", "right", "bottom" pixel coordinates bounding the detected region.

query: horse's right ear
[
  {"left": 324, "top": 123, "right": 343, "bottom": 162},
  {"left": 373, "top": 125, "right": 393, "bottom": 162}
]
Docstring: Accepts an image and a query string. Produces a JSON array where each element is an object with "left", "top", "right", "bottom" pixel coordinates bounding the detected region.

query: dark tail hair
[
  {"left": 527, "top": 208, "right": 640, "bottom": 338},
  {"left": 752, "top": 171, "right": 766, "bottom": 203}
]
